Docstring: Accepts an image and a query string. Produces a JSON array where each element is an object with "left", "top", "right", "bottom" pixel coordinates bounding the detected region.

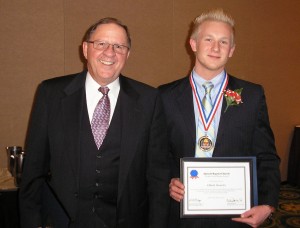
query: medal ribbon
[{"left": 190, "top": 72, "right": 228, "bottom": 132}]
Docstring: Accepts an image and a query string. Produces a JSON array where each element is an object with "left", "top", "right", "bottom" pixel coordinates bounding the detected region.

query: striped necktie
[
  {"left": 202, "top": 82, "right": 214, "bottom": 115},
  {"left": 195, "top": 82, "right": 215, "bottom": 157}
]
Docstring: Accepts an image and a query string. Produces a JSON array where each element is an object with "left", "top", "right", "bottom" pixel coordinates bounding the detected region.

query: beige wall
[{"left": 1, "top": 0, "right": 300, "bottom": 181}]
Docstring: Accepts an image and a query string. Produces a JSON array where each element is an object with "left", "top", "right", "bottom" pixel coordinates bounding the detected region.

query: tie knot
[
  {"left": 202, "top": 82, "right": 214, "bottom": 94},
  {"left": 99, "top": 86, "right": 109, "bottom": 95}
]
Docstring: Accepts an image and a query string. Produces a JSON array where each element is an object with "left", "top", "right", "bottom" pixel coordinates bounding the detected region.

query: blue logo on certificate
[{"left": 190, "top": 169, "right": 199, "bottom": 179}]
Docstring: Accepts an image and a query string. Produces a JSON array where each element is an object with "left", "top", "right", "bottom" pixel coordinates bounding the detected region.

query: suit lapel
[
  {"left": 177, "top": 77, "right": 196, "bottom": 157},
  {"left": 214, "top": 75, "right": 237, "bottom": 156},
  {"left": 61, "top": 71, "right": 86, "bottom": 187},
  {"left": 117, "top": 76, "right": 143, "bottom": 201}
]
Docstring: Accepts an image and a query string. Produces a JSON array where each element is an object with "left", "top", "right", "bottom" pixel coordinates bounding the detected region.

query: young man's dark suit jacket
[
  {"left": 158, "top": 74, "right": 280, "bottom": 228},
  {"left": 19, "top": 70, "right": 170, "bottom": 228}
]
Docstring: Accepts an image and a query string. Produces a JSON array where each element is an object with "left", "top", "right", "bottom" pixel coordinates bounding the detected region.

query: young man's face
[{"left": 190, "top": 20, "right": 235, "bottom": 79}]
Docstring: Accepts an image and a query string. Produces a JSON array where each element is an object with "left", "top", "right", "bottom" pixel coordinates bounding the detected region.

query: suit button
[
  {"left": 96, "top": 154, "right": 102, "bottom": 159},
  {"left": 96, "top": 169, "right": 100, "bottom": 174},
  {"left": 94, "top": 193, "right": 102, "bottom": 199},
  {"left": 74, "top": 192, "right": 78, "bottom": 198},
  {"left": 96, "top": 182, "right": 99, "bottom": 187}
]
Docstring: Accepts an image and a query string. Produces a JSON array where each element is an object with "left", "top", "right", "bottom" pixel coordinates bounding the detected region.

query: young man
[{"left": 159, "top": 9, "right": 280, "bottom": 228}]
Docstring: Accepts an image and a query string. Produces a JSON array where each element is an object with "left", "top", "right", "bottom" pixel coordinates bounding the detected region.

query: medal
[
  {"left": 198, "top": 136, "right": 214, "bottom": 151},
  {"left": 190, "top": 72, "right": 228, "bottom": 153}
]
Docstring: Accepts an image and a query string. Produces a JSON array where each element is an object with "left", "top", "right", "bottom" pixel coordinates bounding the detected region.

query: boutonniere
[{"left": 223, "top": 88, "right": 243, "bottom": 112}]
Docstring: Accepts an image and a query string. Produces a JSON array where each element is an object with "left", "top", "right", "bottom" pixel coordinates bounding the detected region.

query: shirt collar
[
  {"left": 85, "top": 72, "right": 120, "bottom": 95},
  {"left": 192, "top": 69, "right": 225, "bottom": 92}
]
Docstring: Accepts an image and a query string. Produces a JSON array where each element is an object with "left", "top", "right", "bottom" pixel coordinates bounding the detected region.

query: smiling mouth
[
  {"left": 100, "top": 60, "right": 114, "bottom": 65},
  {"left": 208, "top": 55, "right": 220, "bottom": 59}
]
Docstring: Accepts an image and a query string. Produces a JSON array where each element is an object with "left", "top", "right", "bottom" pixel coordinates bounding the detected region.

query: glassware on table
[{"left": 6, "top": 146, "right": 26, "bottom": 187}]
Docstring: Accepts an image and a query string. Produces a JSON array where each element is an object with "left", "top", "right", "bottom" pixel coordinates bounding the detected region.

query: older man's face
[{"left": 83, "top": 23, "right": 130, "bottom": 85}]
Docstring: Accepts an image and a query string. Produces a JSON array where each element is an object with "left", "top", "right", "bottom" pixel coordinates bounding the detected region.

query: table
[
  {"left": 287, "top": 125, "right": 300, "bottom": 186},
  {"left": 0, "top": 168, "right": 19, "bottom": 228},
  {"left": 0, "top": 189, "right": 20, "bottom": 228}
]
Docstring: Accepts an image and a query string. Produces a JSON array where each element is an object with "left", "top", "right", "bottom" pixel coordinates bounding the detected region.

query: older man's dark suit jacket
[
  {"left": 159, "top": 74, "right": 280, "bottom": 228},
  {"left": 19, "top": 71, "right": 170, "bottom": 228}
]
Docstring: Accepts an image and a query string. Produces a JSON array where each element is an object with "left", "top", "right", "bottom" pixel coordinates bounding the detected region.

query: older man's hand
[{"left": 169, "top": 178, "right": 185, "bottom": 202}]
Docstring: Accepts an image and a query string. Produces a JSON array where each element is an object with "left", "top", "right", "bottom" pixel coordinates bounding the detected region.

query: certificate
[{"left": 180, "top": 157, "right": 257, "bottom": 217}]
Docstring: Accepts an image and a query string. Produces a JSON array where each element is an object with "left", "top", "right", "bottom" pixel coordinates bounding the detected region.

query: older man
[{"left": 20, "top": 17, "right": 170, "bottom": 228}]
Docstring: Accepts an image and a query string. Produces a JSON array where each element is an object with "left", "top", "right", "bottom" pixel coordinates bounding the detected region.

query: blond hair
[{"left": 191, "top": 8, "right": 235, "bottom": 45}]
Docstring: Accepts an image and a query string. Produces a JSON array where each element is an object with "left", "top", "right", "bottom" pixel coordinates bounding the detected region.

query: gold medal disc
[{"left": 198, "top": 136, "right": 214, "bottom": 151}]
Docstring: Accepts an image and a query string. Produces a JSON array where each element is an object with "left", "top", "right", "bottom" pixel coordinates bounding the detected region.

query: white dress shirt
[{"left": 85, "top": 72, "right": 120, "bottom": 124}]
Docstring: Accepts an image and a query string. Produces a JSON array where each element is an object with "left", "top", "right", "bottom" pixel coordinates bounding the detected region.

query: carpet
[{"left": 261, "top": 183, "right": 300, "bottom": 228}]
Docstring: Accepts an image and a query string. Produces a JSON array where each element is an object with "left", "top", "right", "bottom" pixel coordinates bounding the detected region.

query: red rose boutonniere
[{"left": 223, "top": 88, "right": 243, "bottom": 112}]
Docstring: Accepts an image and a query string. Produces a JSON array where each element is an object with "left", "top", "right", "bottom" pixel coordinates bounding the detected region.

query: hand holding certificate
[{"left": 180, "top": 157, "right": 257, "bottom": 218}]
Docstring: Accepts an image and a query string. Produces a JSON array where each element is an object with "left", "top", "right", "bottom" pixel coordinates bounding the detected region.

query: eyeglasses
[{"left": 86, "top": 40, "right": 130, "bottom": 54}]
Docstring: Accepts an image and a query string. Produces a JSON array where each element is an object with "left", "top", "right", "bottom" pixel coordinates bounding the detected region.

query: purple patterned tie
[{"left": 91, "top": 87, "right": 110, "bottom": 149}]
